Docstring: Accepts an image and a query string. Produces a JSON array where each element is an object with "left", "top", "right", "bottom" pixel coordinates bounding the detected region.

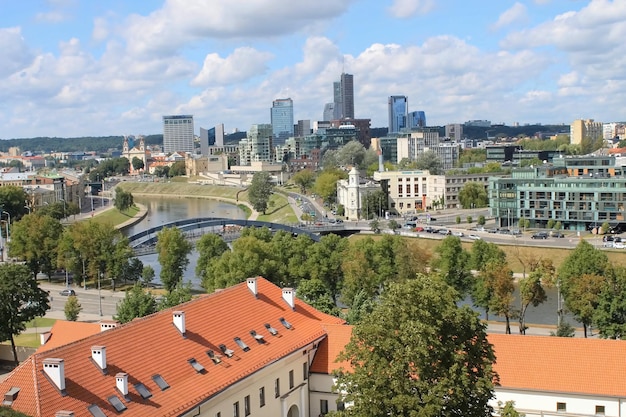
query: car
[
  {"left": 531, "top": 232, "right": 549, "bottom": 239},
  {"left": 413, "top": 226, "right": 424, "bottom": 232},
  {"left": 423, "top": 226, "right": 434, "bottom": 233},
  {"left": 437, "top": 229, "right": 451, "bottom": 236},
  {"left": 59, "top": 289, "right": 76, "bottom": 296},
  {"left": 452, "top": 231, "right": 465, "bottom": 237},
  {"left": 613, "top": 241, "right": 625, "bottom": 249},
  {"left": 335, "top": 219, "right": 343, "bottom": 224},
  {"left": 468, "top": 234, "right": 481, "bottom": 240},
  {"left": 551, "top": 232, "right": 565, "bottom": 238}
]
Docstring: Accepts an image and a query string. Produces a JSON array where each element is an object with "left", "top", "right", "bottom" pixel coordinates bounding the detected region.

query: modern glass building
[
  {"left": 163, "top": 115, "right": 194, "bottom": 154},
  {"left": 339, "top": 73, "right": 354, "bottom": 119},
  {"left": 489, "top": 156, "right": 626, "bottom": 231},
  {"left": 271, "top": 98, "right": 294, "bottom": 146},
  {"left": 388, "top": 96, "right": 408, "bottom": 134},
  {"left": 408, "top": 111, "right": 426, "bottom": 129},
  {"left": 239, "top": 124, "right": 274, "bottom": 165}
]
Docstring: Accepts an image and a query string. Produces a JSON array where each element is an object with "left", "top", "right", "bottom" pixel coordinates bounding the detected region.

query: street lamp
[{"left": 98, "top": 271, "right": 103, "bottom": 316}]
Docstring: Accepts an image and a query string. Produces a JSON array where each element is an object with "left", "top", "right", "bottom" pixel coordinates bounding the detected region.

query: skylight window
[
  {"left": 152, "top": 374, "right": 170, "bottom": 391},
  {"left": 87, "top": 404, "right": 107, "bottom": 417},
  {"left": 250, "top": 330, "right": 266, "bottom": 344},
  {"left": 219, "top": 344, "right": 235, "bottom": 358},
  {"left": 264, "top": 323, "right": 278, "bottom": 336},
  {"left": 207, "top": 350, "right": 222, "bottom": 364},
  {"left": 134, "top": 383, "right": 152, "bottom": 399},
  {"left": 188, "top": 358, "right": 206, "bottom": 373},
  {"left": 234, "top": 337, "right": 250, "bottom": 352},
  {"left": 108, "top": 395, "right": 127, "bottom": 412},
  {"left": 279, "top": 317, "right": 293, "bottom": 330}
]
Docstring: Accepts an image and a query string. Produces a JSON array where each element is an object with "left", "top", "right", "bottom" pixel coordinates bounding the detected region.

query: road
[{"left": 38, "top": 281, "right": 124, "bottom": 319}]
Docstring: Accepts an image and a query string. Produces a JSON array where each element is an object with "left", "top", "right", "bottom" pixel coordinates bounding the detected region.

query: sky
[{"left": 1, "top": 0, "right": 625, "bottom": 139}]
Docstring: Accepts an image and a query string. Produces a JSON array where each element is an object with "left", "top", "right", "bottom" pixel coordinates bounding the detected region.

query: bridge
[{"left": 127, "top": 217, "right": 365, "bottom": 255}]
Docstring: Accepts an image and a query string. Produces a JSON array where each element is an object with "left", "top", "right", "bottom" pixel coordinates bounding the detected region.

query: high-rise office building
[
  {"left": 296, "top": 120, "right": 311, "bottom": 137},
  {"left": 323, "top": 103, "right": 336, "bottom": 121},
  {"left": 239, "top": 124, "right": 274, "bottom": 165},
  {"left": 333, "top": 81, "right": 342, "bottom": 119},
  {"left": 408, "top": 111, "right": 427, "bottom": 129},
  {"left": 163, "top": 115, "right": 194, "bottom": 154},
  {"left": 388, "top": 96, "right": 408, "bottom": 133},
  {"left": 271, "top": 98, "right": 294, "bottom": 146},
  {"left": 340, "top": 73, "right": 354, "bottom": 119}
]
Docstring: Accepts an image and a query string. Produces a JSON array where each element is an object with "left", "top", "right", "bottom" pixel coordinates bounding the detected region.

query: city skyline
[{"left": 1, "top": 1, "right": 625, "bottom": 139}]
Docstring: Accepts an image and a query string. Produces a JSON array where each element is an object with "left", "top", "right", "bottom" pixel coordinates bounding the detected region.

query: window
[
  {"left": 244, "top": 395, "right": 250, "bottom": 416},
  {"left": 233, "top": 401, "right": 240, "bottom": 417},
  {"left": 134, "top": 383, "right": 152, "bottom": 399},
  {"left": 596, "top": 405, "right": 605, "bottom": 415},
  {"left": 234, "top": 337, "right": 250, "bottom": 352},
  {"left": 303, "top": 362, "right": 308, "bottom": 380},
  {"left": 152, "top": 374, "right": 170, "bottom": 390},
  {"left": 289, "top": 369, "right": 294, "bottom": 389},
  {"left": 275, "top": 378, "right": 280, "bottom": 398},
  {"left": 259, "top": 387, "right": 265, "bottom": 407},
  {"left": 557, "top": 402, "right": 566, "bottom": 412},
  {"left": 320, "top": 399, "right": 329, "bottom": 414}
]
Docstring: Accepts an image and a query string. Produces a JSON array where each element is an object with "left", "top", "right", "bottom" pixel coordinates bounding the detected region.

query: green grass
[
  {"left": 118, "top": 182, "right": 242, "bottom": 200},
  {"left": 9, "top": 332, "right": 41, "bottom": 348},
  {"left": 91, "top": 205, "right": 139, "bottom": 226},
  {"left": 257, "top": 193, "right": 299, "bottom": 224},
  {"left": 26, "top": 317, "right": 56, "bottom": 328}
]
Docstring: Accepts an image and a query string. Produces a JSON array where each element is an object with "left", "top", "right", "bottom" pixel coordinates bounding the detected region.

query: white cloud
[
  {"left": 387, "top": 0, "right": 435, "bottom": 19},
  {"left": 0, "top": 27, "right": 34, "bottom": 78},
  {"left": 492, "top": 3, "right": 528, "bottom": 31},
  {"left": 191, "top": 47, "right": 274, "bottom": 86}
]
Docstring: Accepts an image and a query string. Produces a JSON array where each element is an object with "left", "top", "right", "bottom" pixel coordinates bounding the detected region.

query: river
[{"left": 127, "top": 195, "right": 578, "bottom": 328}]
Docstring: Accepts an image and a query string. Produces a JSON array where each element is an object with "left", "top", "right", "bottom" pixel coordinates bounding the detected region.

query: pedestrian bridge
[{"left": 127, "top": 217, "right": 364, "bottom": 255}]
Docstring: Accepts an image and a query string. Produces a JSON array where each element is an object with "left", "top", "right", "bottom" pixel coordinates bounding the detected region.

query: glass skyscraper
[
  {"left": 340, "top": 73, "right": 354, "bottom": 119},
  {"left": 388, "top": 96, "right": 408, "bottom": 133},
  {"left": 271, "top": 98, "right": 294, "bottom": 146},
  {"left": 163, "top": 115, "right": 194, "bottom": 154},
  {"left": 408, "top": 111, "right": 427, "bottom": 128}
]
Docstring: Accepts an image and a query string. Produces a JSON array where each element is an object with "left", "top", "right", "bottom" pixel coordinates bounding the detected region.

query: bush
[
  {"left": 467, "top": 216, "right": 473, "bottom": 224},
  {"left": 477, "top": 215, "right": 486, "bottom": 226},
  {"left": 64, "top": 296, "right": 82, "bottom": 321},
  {"left": 455, "top": 216, "right": 461, "bottom": 224}
]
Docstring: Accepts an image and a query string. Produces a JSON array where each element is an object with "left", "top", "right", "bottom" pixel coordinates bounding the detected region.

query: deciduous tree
[
  {"left": 64, "top": 296, "right": 82, "bottom": 321},
  {"left": 156, "top": 226, "right": 192, "bottom": 293},
  {"left": 458, "top": 182, "right": 489, "bottom": 209},
  {"left": 291, "top": 169, "right": 315, "bottom": 194},
  {"left": 114, "top": 187, "right": 134, "bottom": 211},
  {"left": 432, "top": 236, "right": 472, "bottom": 297},
  {"left": 594, "top": 266, "right": 626, "bottom": 339},
  {"left": 114, "top": 283, "right": 157, "bottom": 323},
  {"left": 248, "top": 172, "right": 274, "bottom": 214},
  {"left": 335, "top": 277, "right": 496, "bottom": 417},
  {"left": 158, "top": 281, "right": 193, "bottom": 310},
  {"left": 8, "top": 214, "right": 63, "bottom": 278},
  {"left": 195, "top": 233, "right": 229, "bottom": 279}
]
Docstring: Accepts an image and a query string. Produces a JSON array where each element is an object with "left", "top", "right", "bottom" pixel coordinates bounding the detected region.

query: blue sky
[{"left": 1, "top": 0, "right": 624, "bottom": 139}]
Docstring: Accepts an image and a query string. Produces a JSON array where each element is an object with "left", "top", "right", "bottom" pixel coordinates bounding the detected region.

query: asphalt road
[{"left": 39, "top": 281, "right": 124, "bottom": 319}]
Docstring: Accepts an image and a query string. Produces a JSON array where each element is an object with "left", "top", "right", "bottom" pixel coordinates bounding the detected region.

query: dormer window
[
  {"left": 264, "top": 323, "right": 278, "bottom": 336},
  {"left": 250, "top": 330, "right": 265, "bottom": 344},
  {"left": 219, "top": 344, "right": 235, "bottom": 358},
  {"left": 279, "top": 317, "right": 293, "bottom": 330},
  {"left": 234, "top": 337, "right": 250, "bottom": 352}
]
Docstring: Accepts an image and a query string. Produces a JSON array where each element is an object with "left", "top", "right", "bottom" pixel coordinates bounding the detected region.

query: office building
[
  {"left": 445, "top": 123, "right": 462, "bottom": 142},
  {"left": 163, "top": 115, "right": 194, "bottom": 154},
  {"left": 239, "top": 124, "right": 274, "bottom": 165},
  {"left": 322, "top": 103, "right": 336, "bottom": 122},
  {"left": 271, "top": 98, "right": 294, "bottom": 146},
  {"left": 332, "top": 73, "right": 354, "bottom": 120},
  {"left": 295, "top": 120, "right": 311, "bottom": 137},
  {"left": 408, "top": 111, "right": 426, "bottom": 129},
  {"left": 570, "top": 119, "right": 603, "bottom": 145},
  {"left": 388, "top": 96, "right": 408, "bottom": 134},
  {"left": 199, "top": 124, "right": 224, "bottom": 156}
]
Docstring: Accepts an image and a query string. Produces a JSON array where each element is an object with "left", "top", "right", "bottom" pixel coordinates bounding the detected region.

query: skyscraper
[
  {"left": 163, "top": 115, "right": 194, "bottom": 154},
  {"left": 388, "top": 96, "right": 408, "bottom": 133},
  {"left": 408, "top": 111, "right": 427, "bottom": 129},
  {"left": 271, "top": 98, "right": 294, "bottom": 146},
  {"left": 340, "top": 73, "right": 354, "bottom": 119}
]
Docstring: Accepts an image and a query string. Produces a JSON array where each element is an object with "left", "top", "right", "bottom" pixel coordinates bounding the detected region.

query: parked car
[
  {"left": 437, "top": 229, "right": 451, "bottom": 235},
  {"left": 468, "top": 234, "right": 481, "bottom": 240},
  {"left": 452, "top": 231, "right": 465, "bottom": 237},
  {"left": 413, "top": 226, "right": 424, "bottom": 232},
  {"left": 59, "top": 289, "right": 76, "bottom": 296},
  {"left": 613, "top": 241, "right": 625, "bottom": 249},
  {"left": 552, "top": 232, "right": 565, "bottom": 238},
  {"left": 531, "top": 232, "right": 549, "bottom": 239}
]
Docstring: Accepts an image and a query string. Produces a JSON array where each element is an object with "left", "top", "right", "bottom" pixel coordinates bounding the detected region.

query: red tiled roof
[
  {"left": 36, "top": 321, "right": 101, "bottom": 353},
  {"left": 0, "top": 277, "right": 344, "bottom": 417},
  {"left": 489, "top": 333, "right": 626, "bottom": 397},
  {"left": 310, "top": 324, "right": 353, "bottom": 374}
]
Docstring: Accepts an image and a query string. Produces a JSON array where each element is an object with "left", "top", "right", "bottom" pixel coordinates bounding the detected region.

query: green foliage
[
  {"left": 558, "top": 240, "right": 608, "bottom": 299},
  {"left": 477, "top": 215, "right": 486, "bottom": 225},
  {"left": 291, "top": 169, "right": 315, "bottom": 194},
  {"left": 64, "top": 296, "right": 82, "bottom": 321},
  {"left": 387, "top": 219, "right": 399, "bottom": 230},
  {"left": 344, "top": 289, "right": 376, "bottom": 324},
  {"left": 565, "top": 273, "right": 603, "bottom": 337},
  {"left": 547, "top": 219, "right": 555, "bottom": 229},
  {"left": 131, "top": 156, "right": 145, "bottom": 171},
  {"left": 457, "top": 148, "right": 487, "bottom": 166},
  {"left": 456, "top": 215, "right": 461, "bottom": 224},
  {"left": 248, "top": 172, "right": 274, "bottom": 214},
  {"left": 467, "top": 215, "right": 473, "bottom": 224},
  {"left": 336, "top": 204, "right": 345, "bottom": 217},
  {"left": 114, "top": 187, "right": 134, "bottom": 211},
  {"left": 361, "top": 190, "right": 387, "bottom": 220},
  {"left": 369, "top": 219, "right": 380, "bottom": 233},
  {"left": 313, "top": 169, "right": 347, "bottom": 203},
  {"left": 0, "top": 405, "right": 34, "bottom": 416},
  {"left": 485, "top": 261, "right": 516, "bottom": 334},
  {"left": 432, "top": 236, "right": 472, "bottom": 297},
  {"left": 8, "top": 214, "right": 63, "bottom": 278},
  {"left": 195, "top": 233, "right": 229, "bottom": 279},
  {"left": 88, "top": 157, "right": 130, "bottom": 181},
  {"left": 594, "top": 266, "right": 626, "bottom": 339},
  {"left": 307, "top": 234, "right": 349, "bottom": 301},
  {"left": 296, "top": 278, "right": 340, "bottom": 316},
  {"left": 156, "top": 226, "right": 192, "bottom": 293},
  {"left": 0, "top": 263, "right": 50, "bottom": 364},
  {"left": 414, "top": 150, "right": 443, "bottom": 174},
  {"left": 554, "top": 221, "right": 562, "bottom": 230},
  {"left": 518, "top": 271, "right": 547, "bottom": 334},
  {"left": 0, "top": 185, "right": 29, "bottom": 220},
  {"left": 458, "top": 182, "right": 489, "bottom": 209},
  {"left": 169, "top": 161, "right": 186, "bottom": 177},
  {"left": 114, "top": 283, "right": 157, "bottom": 323},
  {"left": 498, "top": 400, "right": 525, "bottom": 417},
  {"left": 141, "top": 265, "right": 155, "bottom": 287},
  {"left": 550, "top": 320, "right": 576, "bottom": 337},
  {"left": 601, "top": 221, "right": 610, "bottom": 234},
  {"left": 334, "top": 277, "right": 496, "bottom": 417},
  {"left": 153, "top": 165, "right": 170, "bottom": 178},
  {"left": 158, "top": 282, "right": 193, "bottom": 310}
]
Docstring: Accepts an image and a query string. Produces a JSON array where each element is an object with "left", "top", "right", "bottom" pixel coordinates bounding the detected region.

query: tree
[
  {"left": 195, "top": 233, "right": 229, "bottom": 279},
  {"left": 601, "top": 221, "right": 610, "bottom": 234},
  {"left": 0, "top": 264, "right": 50, "bottom": 365},
  {"left": 388, "top": 219, "right": 400, "bottom": 231},
  {"left": 296, "top": 278, "right": 340, "bottom": 316},
  {"left": 153, "top": 166, "right": 170, "bottom": 178},
  {"left": 334, "top": 277, "right": 496, "bottom": 417},
  {"left": 291, "top": 169, "right": 316, "bottom": 194},
  {"left": 478, "top": 215, "right": 486, "bottom": 225},
  {"left": 566, "top": 273, "right": 604, "bottom": 338},
  {"left": 248, "top": 172, "right": 274, "bottom": 214},
  {"left": 131, "top": 156, "right": 145, "bottom": 171},
  {"left": 335, "top": 141, "right": 367, "bottom": 167},
  {"left": 8, "top": 214, "right": 63, "bottom": 278},
  {"left": 114, "top": 187, "right": 134, "bottom": 211},
  {"left": 156, "top": 227, "right": 192, "bottom": 293},
  {"left": 518, "top": 270, "right": 547, "bottom": 334},
  {"left": 307, "top": 234, "right": 348, "bottom": 302},
  {"left": 414, "top": 150, "right": 443, "bottom": 174},
  {"left": 0, "top": 406, "right": 33, "bottom": 416},
  {"left": 64, "top": 296, "right": 82, "bottom": 321},
  {"left": 487, "top": 262, "right": 516, "bottom": 334},
  {"left": 594, "top": 266, "right": 626, "bottom": 339},
  {"left": 558, "top": 240, "right": 608, "bottom": 302},
  {"left": 431, "top": 236, "right": 472, "bottom": 297},
  {"left": 114, "top": 283, "right": 157, "bottom": 323},
  {"left": 467, "top": 215, "right": 473, "bottom": 224},
  {"left": 141, "top": 265, "right": 155, "bottom": 287},
  {"left": 458, "top": 182, "right": 489, "bottom": 209},
  {"left": 158, "top": 281, "right": 193, "bottom": 310},
  {"left": 0, "top": 185, "right": 29, "bottom": 220},
  {"left": 550, "top": 320, "right": 576, "bottom": 337},
  {"left": 169, "top": 161, "right": 186, "bottom": 177},
  {"left": 498, "top": 401, "right": 525, "bottom": 417},
  {"left": 313, "top": 169, "right": 346, "bottom": 203},
  {"left": 455, "top": 215, "right": 461, "bottom": 224},
  {"left": 369, "top": 219, "right": 380, "bottom": 233}
]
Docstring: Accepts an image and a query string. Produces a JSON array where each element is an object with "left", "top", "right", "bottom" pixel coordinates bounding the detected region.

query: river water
[{"left": 127, "top": 195, "right": 578, "bottom": 328}]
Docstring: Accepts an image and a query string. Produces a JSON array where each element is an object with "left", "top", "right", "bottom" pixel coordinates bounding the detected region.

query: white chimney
[
  {"left": 91, "top": 346, "right": 107, "bottom": 371},
  {"left": 43, "top": 358, "right": 65, "bottom": 392},
  {"left": 100, "top": 321, "right": 119, "bottom": 332},
  {"left": 247, "top": 277, "right": 258, "bottom": 297},
  {"left": 173, "top": 311, "right": 186, "bottom": 335},
  {"left": 282, "top": 288, "right": 296, "bottom": 310},
  {"left": 116, "top": 372, "right": 129, "bottom": 397}
]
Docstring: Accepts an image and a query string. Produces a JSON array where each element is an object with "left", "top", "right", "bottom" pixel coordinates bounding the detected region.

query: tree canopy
[
  {"left": 248, "top": 172, "right": 274, "bottom": 214},
  {"left": 156, "top": 226, "right": 192, "bottom": 293},
  {"left": 335, "top": 276, "right": 497, "bottom": 417}
]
